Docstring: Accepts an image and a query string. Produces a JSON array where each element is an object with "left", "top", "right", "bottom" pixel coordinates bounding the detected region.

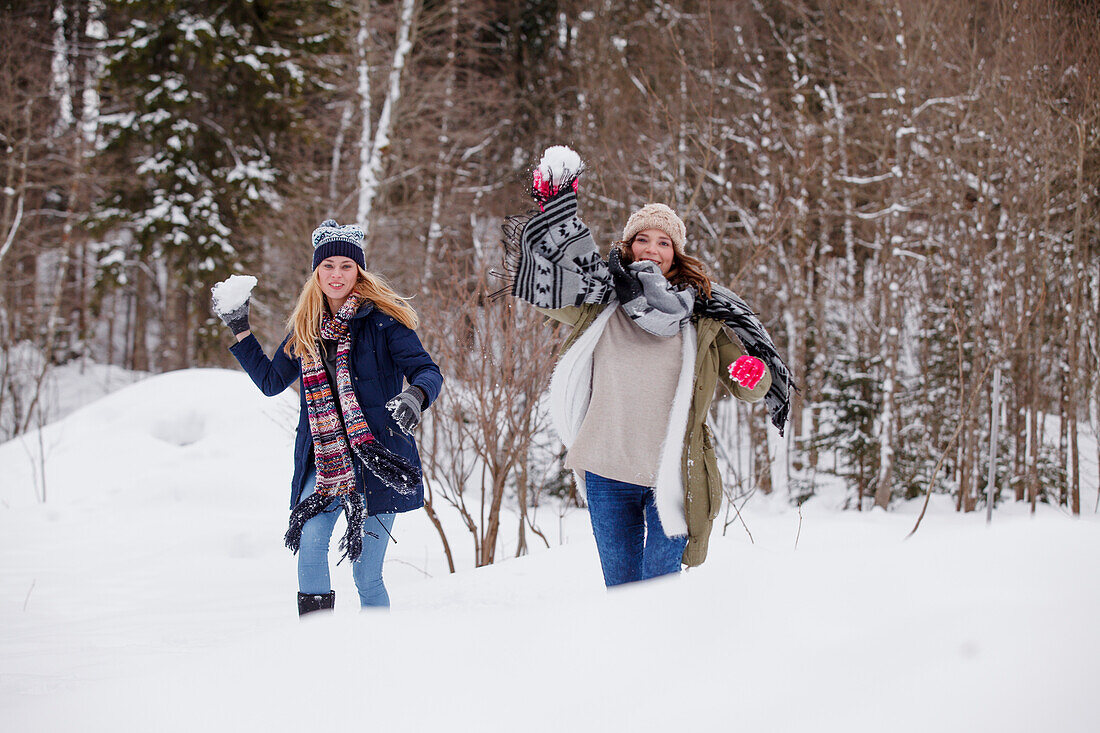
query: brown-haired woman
[{"left": 506, "top": 159, "right": 793, "bottom": 587}]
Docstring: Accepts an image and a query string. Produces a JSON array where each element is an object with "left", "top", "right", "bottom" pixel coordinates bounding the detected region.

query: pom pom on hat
[
  {"left": 311, "top": 219, "right": 366, "bottom": 270},
  {"left": 621, "top": 203, "right": 686, "bottom": 251}
]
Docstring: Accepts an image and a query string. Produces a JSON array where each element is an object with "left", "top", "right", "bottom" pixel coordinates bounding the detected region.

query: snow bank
[
  {"left": 1, "top": 368, "right": 1098, "bottom": 732},
  {"left": 0, "top": 368, "right": 296, "bottom": 509}
]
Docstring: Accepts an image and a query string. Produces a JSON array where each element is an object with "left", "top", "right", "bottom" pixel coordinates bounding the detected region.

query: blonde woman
[{"left": 213, "top": 220, "right": 443, "bottom": 615}]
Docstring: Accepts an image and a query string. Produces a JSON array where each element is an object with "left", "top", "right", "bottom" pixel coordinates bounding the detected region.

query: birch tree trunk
[
  {"left": 71, "top": 0, "right": 103, "bottom": 364},
  {"left": 1058, "top": 368, "right": 1068, "bottom": 507},
  {"left": 0, "top": 189, "right": 23, "bottom": 273},
  {"left": 1067, "top": 120, "right": 1085, "bottom": 515},
  {"left": 423, "top": 0, "right": 458, "bottom": 289},
  {"left": 1010, "top": 230, "right": 1028, "bottom": 502},
  {"left": 1027, "top": 325, "right": 1040, "bottom": 513},
  {"left": 872, "top": 10, "right": 911, "bottom": 510},
  {"left": 355, "top": 2, "right": 373, "bottom": 225},
  {"left": 330, "top": 101, "right": 353, "bottom": 207},
  {"left": 130, "top": 260, "right": 150, "bottom": 372},
  {"left": 357, "top": 0, "right": 418, "bottom": 249},
  {"left": 1094, "top": 244, "right": 1100, "bottom": 512},
  {"left": 873, "top": 240, "right": 898, "bottom": 510}
]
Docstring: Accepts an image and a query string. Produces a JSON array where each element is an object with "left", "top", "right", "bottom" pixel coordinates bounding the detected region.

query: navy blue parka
[{"left": 230, "top": 302, "right": 443, "bottom": 514}]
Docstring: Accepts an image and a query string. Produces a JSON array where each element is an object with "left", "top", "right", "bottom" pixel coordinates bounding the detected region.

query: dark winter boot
[{"left": 297, "top": 590, "right": 335, "bottom": 617}]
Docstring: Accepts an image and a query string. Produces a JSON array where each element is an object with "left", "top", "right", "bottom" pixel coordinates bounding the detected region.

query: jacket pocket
[
  {"left": 363, "top": 405, "right": 418, "bottom": 458},
  {"left": 387, "top": 424, "right": 417, "bottom": 453}
]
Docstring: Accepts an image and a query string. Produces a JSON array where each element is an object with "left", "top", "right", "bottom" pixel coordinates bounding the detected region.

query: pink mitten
[
  {"left": 532, "top": 168, "right": 551, "bottom": 205},
  {"left": 728, "top": 355, "right": 766, "bottom": 390},
  {"left": 532, "top": 169, "right": 581, "bottom": 211}
]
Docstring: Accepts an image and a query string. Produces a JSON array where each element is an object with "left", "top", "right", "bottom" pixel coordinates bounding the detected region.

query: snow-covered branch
[{"left": 0, "top": 194, "right": 24, "bottom": 269}]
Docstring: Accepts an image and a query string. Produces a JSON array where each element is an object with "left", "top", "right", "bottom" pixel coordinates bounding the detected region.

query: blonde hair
[
  {"left": 284, "top": 267, "right": 419, "bottom": 360},
  {"left": 614, "top": 237, "right": 713, "bottom": 299}
]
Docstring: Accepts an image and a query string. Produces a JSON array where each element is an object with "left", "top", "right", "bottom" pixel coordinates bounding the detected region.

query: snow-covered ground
[{"left": 1, "top": 368, "right": 1098, "bottom": 732}]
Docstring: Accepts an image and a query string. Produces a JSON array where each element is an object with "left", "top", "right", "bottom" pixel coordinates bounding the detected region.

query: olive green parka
[{"left": 541, "top": 303, "right": 771, "bottom": 567}]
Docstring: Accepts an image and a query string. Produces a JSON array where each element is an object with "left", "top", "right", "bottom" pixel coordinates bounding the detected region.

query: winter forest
[
  {"left": 3, "top": 1, "right": 1100, "bottom": 729},
  {"left": 6, "top": 0, "right": 1098, "bottom": 527}
]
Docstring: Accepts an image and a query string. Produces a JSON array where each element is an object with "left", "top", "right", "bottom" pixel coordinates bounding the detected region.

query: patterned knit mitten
[
  {"left": 386, "top": 385, "right": 425, "bottom": 434},
  {"left": 531, "top": 146, "right": 583, "bottom": 210}
]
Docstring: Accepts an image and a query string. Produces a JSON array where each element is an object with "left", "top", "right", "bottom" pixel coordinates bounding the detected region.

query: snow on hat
[
  {"left": 311, "top": 219, "right": 366, "bottom": 270},
  {"left": 621, "top": 203, "right": 686, "bottom": 251}
]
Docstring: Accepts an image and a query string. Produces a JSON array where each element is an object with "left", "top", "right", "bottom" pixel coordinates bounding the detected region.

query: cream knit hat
[{"left": 621, "top": 203, "right": 686, "bottom": 251}]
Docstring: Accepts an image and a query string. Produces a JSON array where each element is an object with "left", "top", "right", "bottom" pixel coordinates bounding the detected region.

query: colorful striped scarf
[{"left": 284, "top": 292, "right": 421, "bottom": 563}]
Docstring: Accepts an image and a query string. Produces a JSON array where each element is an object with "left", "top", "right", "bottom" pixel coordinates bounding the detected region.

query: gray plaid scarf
[{"left": 501, "top": 187, "right": 795, "bottom": 434}]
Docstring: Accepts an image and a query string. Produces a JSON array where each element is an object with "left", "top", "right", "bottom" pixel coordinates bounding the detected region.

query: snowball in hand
[
  {"left": 211, "top": 275, "right": 257, "bottom": 317},
  {"left": 537, "top": 145, "right": 583, "bottom": 183}
]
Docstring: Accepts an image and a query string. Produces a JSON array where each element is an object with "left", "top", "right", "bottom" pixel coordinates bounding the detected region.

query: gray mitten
[
  {"left": 216, "top": 300, "right": 251, "bottom": 335},
  {"left": 386, "top": 385, "right": 426, "bottom": 434},
  {"left": 211, "top": 275, "right": 257, "bottom": 336}
]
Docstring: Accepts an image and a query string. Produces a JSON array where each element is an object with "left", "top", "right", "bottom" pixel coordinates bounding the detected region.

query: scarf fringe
[
  {"left": 336, "top": 492, "right": 366, "bottom": 565},
  {"left": 283, "top": 490, "right": 379, "bottom": 565},
  {"left": 284, "top": 491, "right": 334, "bottom": 555},
  {"left": 353, "top": 440, "right": 421, "bottom": 497},
  {"left": 488, "top": 209, "right": 535, "bottom": 301}
]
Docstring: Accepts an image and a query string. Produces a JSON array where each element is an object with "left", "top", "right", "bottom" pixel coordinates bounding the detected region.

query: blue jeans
[
  {"left": 297, "top": 468, "right": 396, "bottom": 607},
  {"left": 584, "top": 472, "right": 688, "bottom": 587}
]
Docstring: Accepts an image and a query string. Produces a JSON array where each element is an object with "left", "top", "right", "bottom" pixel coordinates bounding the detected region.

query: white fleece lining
[
  {"left": 547, "top": 307, "right": 696, "bottom": 536},
  {"left": 548, "top": 306, "right": 615, "bottom": 450},
  {"left": 652, "top": 320, "right": 696, "bottom": 536}
]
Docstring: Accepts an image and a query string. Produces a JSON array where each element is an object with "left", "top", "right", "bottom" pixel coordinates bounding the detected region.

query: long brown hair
[
  {"left": 283, "top": 267, "right": 419, "bottom": 360},
  {"left": 613, "top": 237, "right": 713, "bottom": 299}
]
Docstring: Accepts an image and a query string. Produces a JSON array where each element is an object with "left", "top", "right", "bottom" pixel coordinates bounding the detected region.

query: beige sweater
[{"left": 564, "top": 308, "right": 683, "bottom": 485}]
